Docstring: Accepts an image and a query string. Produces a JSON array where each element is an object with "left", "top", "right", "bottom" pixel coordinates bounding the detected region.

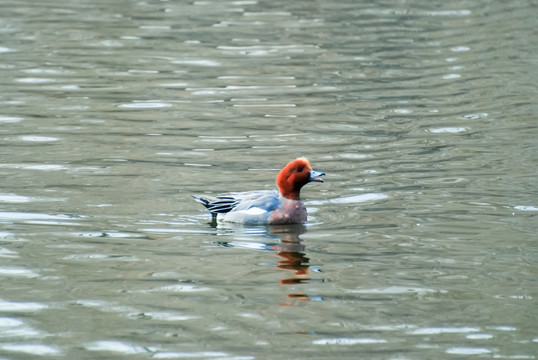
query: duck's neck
[{"left": 279, "top": 188, "right": 301, "bottom": 201}]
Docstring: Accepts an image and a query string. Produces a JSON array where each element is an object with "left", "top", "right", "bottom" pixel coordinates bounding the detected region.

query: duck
[{"left": 193, "top": 157, "right": 324, "bottom": 224}]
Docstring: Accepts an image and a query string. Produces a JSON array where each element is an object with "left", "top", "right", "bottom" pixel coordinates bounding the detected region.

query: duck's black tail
[{"left": 192, "top": 195, "right": 238, "bottom": 216}]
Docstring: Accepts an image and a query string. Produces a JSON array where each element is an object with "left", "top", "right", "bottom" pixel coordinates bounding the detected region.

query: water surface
[{"left": 1, "top": 0, "right": 537, "bottom": 359}]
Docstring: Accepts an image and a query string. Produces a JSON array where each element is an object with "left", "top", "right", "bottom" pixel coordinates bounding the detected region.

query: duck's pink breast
[{"left": 269, "top": 200, "right": 307, "bottom": 225}]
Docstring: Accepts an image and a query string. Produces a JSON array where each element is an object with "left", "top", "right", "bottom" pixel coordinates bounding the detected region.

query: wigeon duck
[{"left": 193, "top": 157, "right": 324, "bottom": 224}]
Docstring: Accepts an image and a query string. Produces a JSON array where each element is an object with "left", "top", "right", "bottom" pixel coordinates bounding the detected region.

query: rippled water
[{"left": 1, "top": 0, "right": 537, "bottom": 359}]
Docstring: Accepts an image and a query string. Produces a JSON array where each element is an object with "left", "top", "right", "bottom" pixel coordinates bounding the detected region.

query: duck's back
[{"left": 220, "top": 190, "right": 280, "bottom": 224}]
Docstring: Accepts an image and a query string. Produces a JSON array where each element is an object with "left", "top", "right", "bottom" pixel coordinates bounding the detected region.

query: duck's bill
[{"left": 309, "top": 170, "right": 325, "bottom": 182}]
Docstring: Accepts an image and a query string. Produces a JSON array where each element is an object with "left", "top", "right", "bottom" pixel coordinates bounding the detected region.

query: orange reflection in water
[{"left": 268, "top": 225, "right": 319, "bottom": 305}]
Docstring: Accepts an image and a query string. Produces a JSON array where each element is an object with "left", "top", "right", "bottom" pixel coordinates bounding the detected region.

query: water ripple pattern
[{"left": 0, "top": 0, "right": 536, "bottom": 359}]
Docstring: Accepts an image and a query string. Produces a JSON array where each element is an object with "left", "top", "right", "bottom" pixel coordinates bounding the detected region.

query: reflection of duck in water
[
  {"left": 193, "top": 157, "right": 324, "bottom": 224},
  {"left": 214, "top": 224, "right": 323, "bottom": 304},
  {"left": 271, "top": 225, "right": 309, "bottom": 281},
  {"left": 271, "top": 225, "right": 323, "bottom": 304}
]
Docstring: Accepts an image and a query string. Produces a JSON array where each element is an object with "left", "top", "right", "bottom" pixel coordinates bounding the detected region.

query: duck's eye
[{"left": 297, "top": 167, "right": 303, "bottom": 172}]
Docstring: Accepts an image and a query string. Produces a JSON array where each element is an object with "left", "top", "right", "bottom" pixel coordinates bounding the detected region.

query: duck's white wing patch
[
  {"left": 221, "top": 206, "right": 271, "bottom": 224},
  {"left": 241, "top": 207, "right": 267, "bottom": 216}
]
